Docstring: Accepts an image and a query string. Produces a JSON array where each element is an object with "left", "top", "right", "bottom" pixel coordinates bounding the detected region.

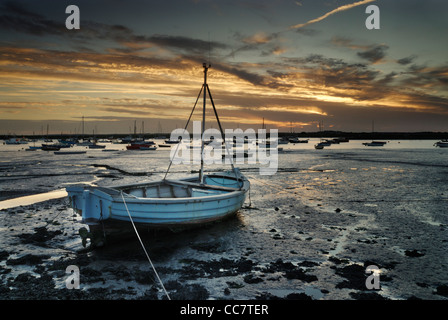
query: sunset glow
[{"left": 0, "top": 0, "right": 447, "bottom": 134}]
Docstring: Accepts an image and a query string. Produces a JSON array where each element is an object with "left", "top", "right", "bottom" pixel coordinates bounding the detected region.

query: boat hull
[
  {"left": 435, "top": 142, "right": 448, "bottom": 148},
  {"left": 67, "top": 171, "right": 249, "bottom": 230},
  {"left": 363, "top": 141, "right": 387, "bottom": 146}
]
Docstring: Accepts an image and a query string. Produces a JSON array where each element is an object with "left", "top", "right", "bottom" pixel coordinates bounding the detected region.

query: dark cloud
[
  {"left": 397, "top": 55, "right": 417, "bottom": 65},
  {"left": 2, "top": 1, "right": 447, "bottom": 134},
  {"left": 228, "top": 31, "right": 282, "bottom": 58},
  {"left": 401, "top": 64, "right": 448, "bottom": 89},
  {"left": 404, "top": 91, "right": 448, "bottom": 111},
  {"left": 147, "top": 35, "right": 228, "bottom": 54},
  {"left": 0, "top": 1, "right": 65, "bottom": 36},
  {"left": 283, "top": 54, "right": 378, "bottom": 90},
  {"left": 0, "top": 1, "right": 229, "bottom": 56},
  {"left": 357, "top": 45, "right": 389, "bottom": 63},
  {"left": 279, "top": 53, "right": 448, "bottom": 115},
  {"left": 211, "top": 62, "right": 268, "bottom": 87},
  {"left": 377, "top": 72, "right": 398, "bottom": 85},
  {"left": 0, "top": 1, "right": 135, "bottom": 42},
  {"left": 331, "top": 36, "right": 370, "bottom": 50},
  {"left": 1, "top": 1, "right": 42, "bottom": 19}
]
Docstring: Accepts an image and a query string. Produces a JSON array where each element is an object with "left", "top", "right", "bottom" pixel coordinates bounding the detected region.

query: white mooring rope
[{"left": 120, "top": 192, "right": 171, "bottom": 300}]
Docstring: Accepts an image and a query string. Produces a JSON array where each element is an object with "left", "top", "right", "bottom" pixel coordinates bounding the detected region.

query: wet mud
[{"left": 0, "top": 145, "right": 447, "bottom": 300}]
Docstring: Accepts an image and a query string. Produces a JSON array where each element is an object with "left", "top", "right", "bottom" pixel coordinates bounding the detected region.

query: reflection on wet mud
[{"left": 1, "top": 142, "right": 447, "bottom": 300}]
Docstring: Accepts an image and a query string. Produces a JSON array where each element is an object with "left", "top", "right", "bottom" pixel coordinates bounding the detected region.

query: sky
[{"left": 0, "top": 0, "right": 447, "bottom": 135}]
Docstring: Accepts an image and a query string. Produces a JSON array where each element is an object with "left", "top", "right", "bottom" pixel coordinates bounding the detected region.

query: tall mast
[
  {"left": 164, "top": 63, "right": 241, "bottom": 187},
  {"left": 199, "top": 63, "right": 210, "bottom": 184}
]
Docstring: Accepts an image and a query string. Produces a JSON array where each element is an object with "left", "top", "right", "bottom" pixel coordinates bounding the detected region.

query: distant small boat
[
  {"left": 77, "top": 140, "right": 92, "bottom": 146},
  {"left": 45, "top": 143, "right": 71, "bottom": 149},
  {"left": 27, "top": 145, "right": 42, "bottom": 150},
  {"left": 139, "top": 145, "right": 158, "bottom": 150},
  {"left": 5, "top": 139, "right": 20, "bottom": 145},
  {"left": 54, "top": 151, "right": 87, "bottom": 155},
  {"left": 363, "top": 141, "right": 387, "bottom": 147},
  {"left": 434, "top": 140, "right": 448, "bottom": 148},
  {"left": 256, "top": 139, "right": 278, "bottom": 148},
  {"left": 278, "top": 138, "right": 289, "bottom": 145},
  {"left": 88, "top": 143, "right": 106, "bottom": 149},
  {"left": 41, "top": 144, "right": 61, "bottom": 151},
  {"left": 126, "top": 141, "right": 156, "bottom": 150},
  {"left": 314, "top": 137, "right": 331, "bottom": 149},
  {"left": 5, "top": 138, "right": 28, "bottom": 145},
  {"left": 58, "top": 139, "right": 77, "bottom": 145},
  {"left": 164, "top": 139, "right": 180, "bottom": 144},
  {"left": 222, "top": 152, "right": 252, "bottom": 159},
  {"left": 289, "top": 138, "right": 308, "bottom": 143}
]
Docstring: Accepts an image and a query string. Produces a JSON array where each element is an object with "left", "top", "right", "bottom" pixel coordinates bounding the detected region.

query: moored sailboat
[
  {"left": 434, "top": 139, "right": 448, "bottom": 148},
  {"left": 66, "top": 63, "right": 250, "bottom": 246},
  {"left": 363, "top": 141, "right": 387, "bottom": 147}
]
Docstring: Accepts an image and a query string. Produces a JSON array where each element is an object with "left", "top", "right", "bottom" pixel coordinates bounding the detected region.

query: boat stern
[
  {"left": 66, "top": 185, "right": 85, "bottom": 214},
  {"left": 66, "top": 185, "right": 112, "bottom": 225}
]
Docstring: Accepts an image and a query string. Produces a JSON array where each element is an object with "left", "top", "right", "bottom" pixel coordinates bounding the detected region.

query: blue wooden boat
[
  {"left": 66, "top": 63, "right": 250, "bottom": 246},
  {"left": 67, "top": 169, "right": 248, "bottom": 226}
]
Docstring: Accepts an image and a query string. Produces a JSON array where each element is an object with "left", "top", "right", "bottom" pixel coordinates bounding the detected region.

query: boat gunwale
[
  {"left": 68, "top": 173, "right": 249, "bottom": 204},
  {"left": 108, "top": 180, "right": 249, "bottom": 204}
]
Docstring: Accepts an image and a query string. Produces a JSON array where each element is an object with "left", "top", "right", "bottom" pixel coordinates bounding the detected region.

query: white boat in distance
[
  {"left": 434, "top": 139, "right": 448, "bottom": 148},
  {"left": 66, "top": 63, "right": 250, "bottom": 246},
  {"left": 363, "top": 141, "right": 387, "bottom": 146}
]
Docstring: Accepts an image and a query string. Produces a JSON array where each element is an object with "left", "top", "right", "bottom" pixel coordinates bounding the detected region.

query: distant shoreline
[
  {"left": 1, "top": 131, "right": 447, "bottom": 141},
  {"left": 280, "top": 131, "right": 448, "bottom": 140}
]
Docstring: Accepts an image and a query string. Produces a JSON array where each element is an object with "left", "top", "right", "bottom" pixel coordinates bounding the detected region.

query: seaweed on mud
[
  {"left": 349, "top": 291, "right": 389, "bottom": 300},
  {"left": 179, "top": 257, "right": 255, "bottom": 280},
  {"left": 164, "top": 280, "right": 209, "bottom": 300},
  {"left": 255, "top": 292, "right": 313, "bottom": 300},
  {"left": 6, "top": 254, "right": 51, "bottom": 266},
  {"left": 18, "top": 226, "right": 63, "bottom": 245},
  {"left": 261, "top": 259, "right": 319, "bottom": 283},
  {"left": 335, "top": 264, "right": 368, "bottom": 291}
]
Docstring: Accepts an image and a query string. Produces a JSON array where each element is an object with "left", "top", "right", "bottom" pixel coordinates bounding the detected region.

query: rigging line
[
  {"left": 206, "top": 84, "right": 241, "bottom": 188},
  {"left": 245, "top": 174, "right": 288, "bottom": 193},
  {"left": 208, "top": 32, "right": 211, "bottom": 66},
  {"left": 120, "top": 192, "right": 171, "bottom": 300},
  {"left": 163, "top": 85, "right": 204, "bottom": 180}
]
